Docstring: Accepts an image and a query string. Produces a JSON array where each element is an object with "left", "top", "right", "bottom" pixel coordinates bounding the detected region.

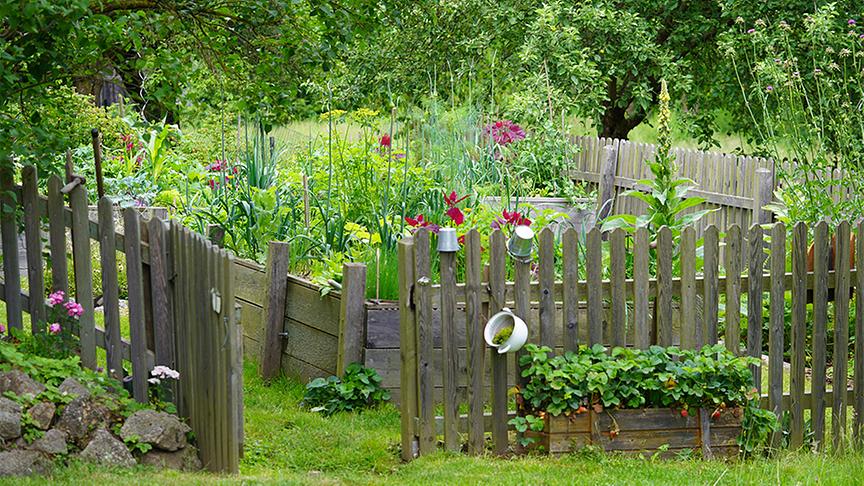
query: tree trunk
[{"left": 599, "top": 104, "right": 645, "bottom": 140}]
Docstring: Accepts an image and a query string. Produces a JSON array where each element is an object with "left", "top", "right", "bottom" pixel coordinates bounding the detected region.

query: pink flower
[
  {"left": 48, "top": 290, "right": 65, "bottom": 306},
  {"left": 446, "top": 207, "right": 465, "bottom": 226},
  {"left": 380, "top": 134, "right": 391, "bottom": 148},
  {"left": 48, "top": 323, "right": 61, "bottom": 335},
  {"left": 0, "top": 323, "right": 6, "bottom": 334},
  {"left": 483, "top": 120, "right": 526, "bottom": 146},
  {"left": 491, "top": 209, "right": 532, "bottom": 229},
  {"left": 405, "top": 214, "right": 429, "bottom": 228},
  {"left": 64, "top": 301, "right": 84, "bottom": 318}
]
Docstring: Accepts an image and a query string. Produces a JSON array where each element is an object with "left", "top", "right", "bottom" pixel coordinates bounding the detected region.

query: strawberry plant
[{"left": 302, "top": 363, "right": 390, "bottom": 416}]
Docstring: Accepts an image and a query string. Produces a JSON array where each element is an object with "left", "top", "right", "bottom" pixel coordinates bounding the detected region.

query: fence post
[
  {"left": 337, "top": 262, "right": 367, "bottom": 376},
  {"left": 754, "top": 168, "right": 774, "bottom": 225},
  {"left": 0, "top": 163, "right": 22, "bottom": 332},
  {"left": 22, "top": 165, "right": 45, "bottom": 331},
  {"left": 261, "top": 241, "right": 290, "bottom": 381},
  {"left": 596, "top": 142, "right": 619, "bottom": 223},
  {"left": 70, "top": 183, "right": 97, "bottom": 369},
  {"left": 397, "top": 236, "right": 418, "bottom": 461},
  {"left": 123, "top": 208, "right": 149, "bottom": 401}
]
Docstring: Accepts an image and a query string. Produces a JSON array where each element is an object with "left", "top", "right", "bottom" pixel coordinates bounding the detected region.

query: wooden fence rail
[
  {"left": 399, "top": 221, "right": 863, "bottom": 458},
  {"left": 0, "top": 165, "right": 243, "bottom": 473}
]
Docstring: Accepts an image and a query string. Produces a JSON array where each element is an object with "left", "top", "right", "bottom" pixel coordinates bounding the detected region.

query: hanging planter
[{"left": 484, "top": 308, "right": 528, "bottom": 354}]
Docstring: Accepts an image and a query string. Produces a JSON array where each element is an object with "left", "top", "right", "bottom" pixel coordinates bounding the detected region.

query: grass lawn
[{"left": 1, "top": 361, "right": 863, "bottom": 485}]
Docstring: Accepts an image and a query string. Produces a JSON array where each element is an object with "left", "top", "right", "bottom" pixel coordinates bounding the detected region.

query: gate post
[
  {"left": 397, "top": 236, "right": 419, "bottom": 460},
  {"left": 261, "top": 241, "right": 290, "bottom": 381}
]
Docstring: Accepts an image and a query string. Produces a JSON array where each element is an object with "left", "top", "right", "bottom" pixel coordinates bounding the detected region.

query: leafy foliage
[{"left": 302, "top": 363, "right": 390, "bottom": 416}]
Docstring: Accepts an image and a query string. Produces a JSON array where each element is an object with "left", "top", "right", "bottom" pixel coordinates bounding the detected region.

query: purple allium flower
[
  {"left": 765, "top": 85, "right": 774, "bottom": 92},
  {"left": 849, "top": 19, "right": 857, "bottom": 25},
  {"left": 48, "top": 323, "right": 61, "bottom": 335},
  {"left": 860, "top": 33, "right": 864, "bottom": 39}
]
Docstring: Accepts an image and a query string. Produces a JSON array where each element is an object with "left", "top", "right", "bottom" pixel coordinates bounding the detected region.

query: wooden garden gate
[{"left": 0, "top": 164, "right": 243, "bottom": 473}]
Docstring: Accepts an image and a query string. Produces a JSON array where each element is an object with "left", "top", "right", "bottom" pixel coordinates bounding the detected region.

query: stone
[
  {"left": 27, "top": 402, "right": 55, "bottom": 430},
  {"left": 55, "top": 396, "right": 108, "bottom": 447},
  {"left": 80, "top": 429, "right": 135, "bottom": 468},
  {"left": 120, "top": 409, "right": 190, "bottom": 452},
  {"left": 140, "top": 446, "right": 202, "bottom": 471},
  {"left": 57, "top": 378, "right": 91, "bottom": 399},
  {"left": 29, "top": 429, "right": 68, "bottom": 455},
  {"left": 0, "top": 397, "right": 22, "bottom": 440},
  {"left": 0, "top": 450, "right": 52, "bottom": 477},
  {"left": 0, "top": 370, "right": 45, "bottom": 398}
]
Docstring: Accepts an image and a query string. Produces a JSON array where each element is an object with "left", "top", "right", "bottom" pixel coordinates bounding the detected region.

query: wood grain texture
[
  {"left": 855, "top": 220, "right": 864, "bottom": 449},
  {"left": 634, "top": 227, "right": 650, "bottom": 349},
  {"left": 746, "top": 224, "right": 763, "bottom": 386},
  {"left": 413, "top": 229, "right": 435, "bottom": 455},
  {"left": 514, "top": 256, "right": 532, "bottom": 391},
  {"left": 0, "top": 164, "right": 22, "bottom": 331},
  {"left": 680, "top": 226, "right": 697, "bottom": 349},
  {"left": 488, "top": 230, "right": 508, "bottom": 454},
  {"left": 703, "top": 226, "right": 720, "bottom": 345},
  {"left": 261, "top": 241, "right": 290, "bottom": 381},
  {"left": 98, "top": 198, "right": 123, "bottom": 380},
  {"left": 47, "top": 175, "right": 68, "bottom": 296},
  {"left": 586, "top": 227, "right": 603, "bottom": 345},
  {"left": 70, "top": 184, "right": 96, "bottom": 368},
  {"left": 789, "top": 222, "right": 807, "bottom": 449},
  {"left": 464, "top": 229, "right": 484, "bottom": 455},
  {"left": 610, "top": 228, "right": 626, "bottom": 348},
  {"left": 562, "top": 228, "right": 580, "bottom": 351},
  {"left": 439, "top": 249, "right": 459, "bottom": 452},
  {"left": 148, "top": 217, "right": 175, "bottom": 371},
  {"left": 768, "top": 222, "right": 786, "bottom": 448},
  {"left": 124, "top": 208, "right": 148, "bottom": 402},
  {"left": 539, "top": 227, "right": 556, "bottom": 348},
  {"left": 726, "top": 225, "right": 743, "bottom": 354},
  {"left": 811, "top": 221, "right": 828, "bottom": 449},
  {"left": 397, "top": 237, "right": 418, "bottom": 461},
  {"left": 338, "top": 262, "right": 367, "bottom": 375},
  {"left": 657, "top": 227, "right": 673, "bottom": 347},
  {"left": 832, "top": 221, "right": 851, "bottom": 452},
  {"left": 21, "top": 165, "right": 45, "bottom": 330}
]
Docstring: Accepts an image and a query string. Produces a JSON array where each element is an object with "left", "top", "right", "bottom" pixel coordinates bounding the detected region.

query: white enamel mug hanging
[{"left": 484, "top": 307, "right": 528, "bottom": 354}]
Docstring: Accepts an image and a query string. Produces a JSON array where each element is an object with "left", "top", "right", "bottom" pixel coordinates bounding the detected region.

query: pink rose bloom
[
  {"left": 48, "top": 290, "right": 65, "bottom": 306},
  {"left": 64, "top": 301, "right": 84, "bottom": 318},
  {"left": 48, "top": 323, "right": 61, "bottom": 335}
]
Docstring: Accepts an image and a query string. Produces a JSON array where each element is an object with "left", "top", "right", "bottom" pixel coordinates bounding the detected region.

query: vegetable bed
[{"left": 511, "top": 344, "right": 776, "bottom": 458}]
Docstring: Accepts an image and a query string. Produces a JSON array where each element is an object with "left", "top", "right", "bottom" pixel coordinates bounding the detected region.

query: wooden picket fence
[
  {"left": 397, "top": 222, "right": 863, "bottom": 460},
  {"left": 0, "top": 164, "right": 243, "bottom": 473}
]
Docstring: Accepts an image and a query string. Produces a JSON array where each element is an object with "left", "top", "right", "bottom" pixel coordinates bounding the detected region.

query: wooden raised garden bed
[{"left": 526, "top": 407, "right": 743, "bottom": 458}]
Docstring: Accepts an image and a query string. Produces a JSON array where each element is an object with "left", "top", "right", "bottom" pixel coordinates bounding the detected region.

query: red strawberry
[
  {"left": 576, "top": 406, "right": 588, "bottom": 414},
  {"left": 712, "top": 410, "right": 721, "bottom": 420},
  {"left": 680, "top": 409, "right": 689, "bottom": 418}
]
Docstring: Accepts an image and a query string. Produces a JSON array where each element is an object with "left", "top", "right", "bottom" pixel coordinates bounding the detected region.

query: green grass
[{"left": 2, "top": 360, "right": 863, "bottom": 485}]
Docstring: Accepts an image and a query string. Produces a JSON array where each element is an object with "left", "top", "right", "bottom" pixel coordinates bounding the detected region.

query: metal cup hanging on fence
[
  {"left": 507, "top": 225, "right": 534, "bottom": 262},
  {"left": 437, "top": 227, "right": 460, "bottom": 253}
]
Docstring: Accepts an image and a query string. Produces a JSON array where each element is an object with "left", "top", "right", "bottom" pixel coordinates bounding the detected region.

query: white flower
[
  {"left": 148, "top": 378, "right": 161, "bottom": 385},
  {"left": 150, "top": 365, "right": 180, "bottom": 380}
]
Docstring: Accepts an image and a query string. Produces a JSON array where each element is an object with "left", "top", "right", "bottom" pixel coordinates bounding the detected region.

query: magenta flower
[
  {"left": 747, "top": 28, "right": 755, "bottom": 34},
  {"left": 48, "top": 290, "right": 65, "bottom": 306},
  {"left": 484, "top": 120, "right": 526, "bottom": 146},
  {"left": 379, "top": 134, "right": 391, "bottom": 148},
  {"left": 446, "top": 207, "right": 465, "bottom": 226},
  {"left": 765, "top": 85, "right": 774, "bottom": 92},
  {"left": 48, "top": 323, "right": 61, "bottom": 335},
  {"left": 64, "top": 301, "right": 84, "bottom": 318},
  {"left": 0, "top": 323, "right": 6, "bottom": 334},
  {"left": 849, "top": 19, "right": 856, "bottom": 25}
]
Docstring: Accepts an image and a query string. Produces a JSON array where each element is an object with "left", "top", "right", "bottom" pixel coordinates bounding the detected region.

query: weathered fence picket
[{"left": 397, "top": 219, "right": 861, "bottom": 459}]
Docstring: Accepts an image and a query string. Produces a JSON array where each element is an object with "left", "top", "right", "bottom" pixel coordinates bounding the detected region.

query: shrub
[{"left": 302, "top": 363, "right": 390, "bottom": 416}]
